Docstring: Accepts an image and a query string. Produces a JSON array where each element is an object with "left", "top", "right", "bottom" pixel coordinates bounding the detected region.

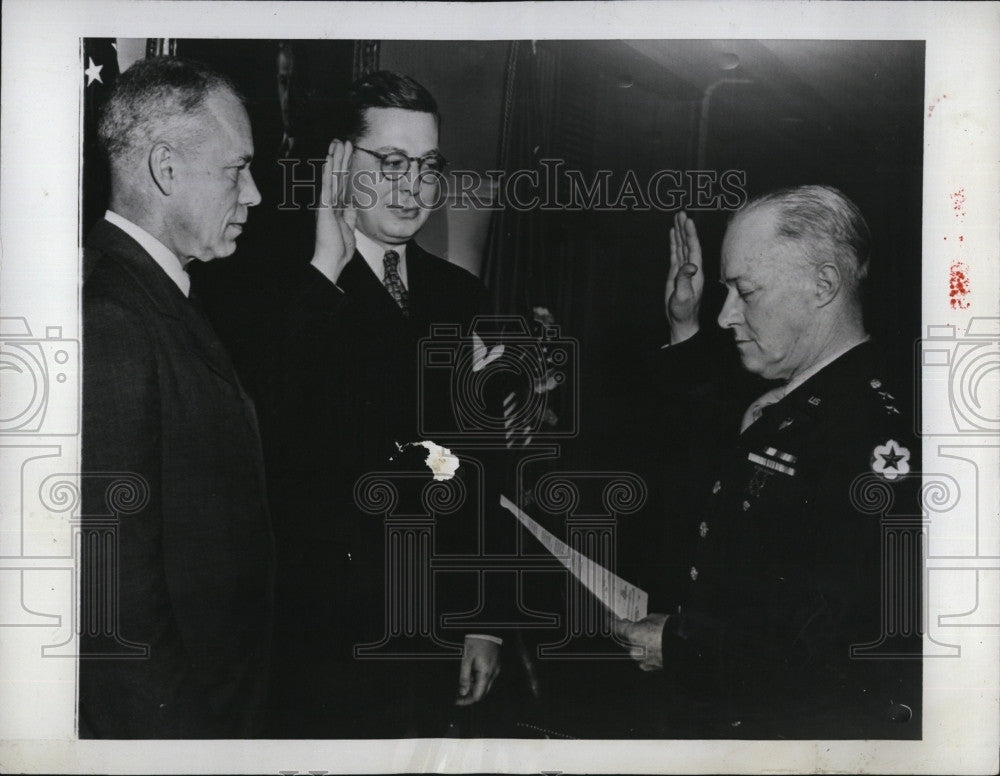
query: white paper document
[{"left": 500, "top": 494, "right": 648, "bottom": 621}]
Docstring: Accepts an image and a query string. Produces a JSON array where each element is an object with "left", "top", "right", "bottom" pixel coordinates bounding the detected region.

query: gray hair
[
  {"left": 737, "top": 184, "right": 871, "bottom": 298},
  {"left": 97, "top": 56, "right": 243, "bottom": 168}
]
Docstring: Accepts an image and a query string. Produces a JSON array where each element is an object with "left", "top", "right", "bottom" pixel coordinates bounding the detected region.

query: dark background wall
[{"left": 380, "top": 40, "right": 509, "bottom": 277}]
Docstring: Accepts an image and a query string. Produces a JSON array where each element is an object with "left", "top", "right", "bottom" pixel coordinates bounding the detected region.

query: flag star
[{"left": 85, "top": 57, "right": 103, "bottom": 86}]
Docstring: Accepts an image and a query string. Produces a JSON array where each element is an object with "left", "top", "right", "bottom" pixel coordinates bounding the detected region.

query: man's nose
[
  {"left": 717, "top": 289, "right": 742, "bottom": 329},
  {"left": 400, "top": 159, "right": 422, "bottom": 191},
  {"left": 242, "top": 170, "right": 262, "bottom": 207}
]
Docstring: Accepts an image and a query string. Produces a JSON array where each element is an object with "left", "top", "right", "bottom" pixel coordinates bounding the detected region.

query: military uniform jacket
[{"left": 653, "top": 333, "right": 922, "bottom": 739}]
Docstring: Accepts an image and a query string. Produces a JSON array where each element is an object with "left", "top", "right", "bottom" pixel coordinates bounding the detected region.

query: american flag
[{"left": 82, "top": 39, "right": 120, "bottom": 236}]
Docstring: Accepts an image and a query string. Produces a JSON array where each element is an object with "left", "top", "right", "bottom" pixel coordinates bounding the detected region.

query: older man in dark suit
[
  {"left": 80, "top": 57, "right": 273, "bottom": 738},
  {"left": 263, "top": 71, "right": 502, "bottom": 738}
]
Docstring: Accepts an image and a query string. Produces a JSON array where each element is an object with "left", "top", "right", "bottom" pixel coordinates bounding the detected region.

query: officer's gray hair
[
  {"left": 98, "top": 56, "right": 244, "bottom": 169},
  {"left": 738, "top": 185, "right": 871, "bottom": 299}
]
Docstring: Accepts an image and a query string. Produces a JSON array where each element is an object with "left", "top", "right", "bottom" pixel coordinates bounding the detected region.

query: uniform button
[
  {"left": 698, "top": 521, "right": 709, "bottom": 538},
  {"left": 712, "top": 480, "right": 722, "bottom": 494},
  {"left": 346, "top": 552, "right": 353, "bottom": 561},
  {"left": 689, "top": 566, "right": 699, "bottom": 581},
  {"left": 742, "top": 500, "right": 751, "bottom": 511}
]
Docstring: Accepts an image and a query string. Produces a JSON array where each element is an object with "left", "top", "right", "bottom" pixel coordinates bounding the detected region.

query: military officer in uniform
[{"left": 616, "top": 185, "right": 922, "bottom": 739}]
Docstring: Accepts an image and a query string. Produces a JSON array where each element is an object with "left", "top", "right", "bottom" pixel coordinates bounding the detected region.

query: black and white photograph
[{"left": 0, "top": 1, "right": 998, "bottom": 774}]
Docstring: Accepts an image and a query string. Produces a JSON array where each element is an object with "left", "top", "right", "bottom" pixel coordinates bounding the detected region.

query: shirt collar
[
  {"left": 354, "top": 230, "right": 408, "bottom": 289},
  {"left": 104, "top": 210, "right": 190, "bottom": 297}
]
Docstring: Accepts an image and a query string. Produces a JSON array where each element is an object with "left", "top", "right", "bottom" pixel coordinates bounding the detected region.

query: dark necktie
[{"left": 382, "top": 249, "right": 409, "bottom": 316}]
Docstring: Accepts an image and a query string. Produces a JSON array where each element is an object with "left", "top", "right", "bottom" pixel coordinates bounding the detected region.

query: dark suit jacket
[
  {"left": 262, "top": 241, "right": 494, "bottom": 737},
  {"left": 649, "top": 333, "right": 922, "bottom": 739},
  {"left": 80, "top": 219, "right": 275, "bottom": 738}
]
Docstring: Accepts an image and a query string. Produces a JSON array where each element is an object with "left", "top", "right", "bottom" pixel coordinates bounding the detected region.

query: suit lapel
[
  {"left": 87, "top": 219, "right": 242, "bottom": 389},
  {"left": 405, "top": 240, "right": 454, "bottom": 329},
  {"left": 405, "top": 242, "right": 429, "bottom": 324},
  {"left": 339, "top": 250, "right": 407, "bottom": 321}
]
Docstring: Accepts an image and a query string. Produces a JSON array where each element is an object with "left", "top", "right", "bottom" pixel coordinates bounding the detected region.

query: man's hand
[
  {"left": 311, "top": 138, "right": 357, "bottom": 283},
  {"left": 455, "top": 636, "right": 501, "bottom": 706},
  {"left": 613, "top": 613, "right": 669, "bottom": 671},
  {"left": 665, "top": 211, "right": 704, "bottom": 345}
]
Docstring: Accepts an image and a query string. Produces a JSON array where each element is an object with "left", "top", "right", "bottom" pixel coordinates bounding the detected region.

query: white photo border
[{"left": 1, "top": 1, "right": 997, "bottom": 773}]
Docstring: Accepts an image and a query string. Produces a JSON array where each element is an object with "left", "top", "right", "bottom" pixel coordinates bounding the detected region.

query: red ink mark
[
  {"left": 928, "top": 94, "right": 947, "bottom": 118},
  {"left": 949, "top": 261, "right": 971, "bottom": 310},
  {"left": 951, "top": 188, "right": 966, "bottom": 218}
]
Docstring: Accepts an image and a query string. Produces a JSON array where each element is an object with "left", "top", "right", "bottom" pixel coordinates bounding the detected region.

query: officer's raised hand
[{"left": 665, "top": 211, "right": 703, "bottom": 345}]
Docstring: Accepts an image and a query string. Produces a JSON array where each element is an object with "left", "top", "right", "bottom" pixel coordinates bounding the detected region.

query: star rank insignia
[
  {"left": 871, "top": 439, "right": 911, "bottom": 481},
  {"left": 868, "top": 377, "right": 901, "bottom": 414}
]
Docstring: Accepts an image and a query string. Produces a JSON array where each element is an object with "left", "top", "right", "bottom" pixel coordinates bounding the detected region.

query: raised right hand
[
  {"left": 312, "top": 139, "right": 357, "bottom": 282},
  {"left": 665, "top": 211, "right": 704, "bottom": 345}
]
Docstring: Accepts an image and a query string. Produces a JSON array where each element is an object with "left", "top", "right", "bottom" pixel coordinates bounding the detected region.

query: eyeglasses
[{"left": 354, "top": 146, "right": 448, "bottom": 179}]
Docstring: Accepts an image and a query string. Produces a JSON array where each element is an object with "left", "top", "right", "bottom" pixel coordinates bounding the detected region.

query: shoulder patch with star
[{"left": 871, "top": 439, "right": 911, "bottom": 481}]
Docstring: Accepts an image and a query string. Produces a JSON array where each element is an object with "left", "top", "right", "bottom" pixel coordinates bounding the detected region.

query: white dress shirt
[
  {"left": 104, "top": 210, "right": 190, "bottom": 297},
  {"left": 354, "top": 230, "right": 409, "bottom": 290}
]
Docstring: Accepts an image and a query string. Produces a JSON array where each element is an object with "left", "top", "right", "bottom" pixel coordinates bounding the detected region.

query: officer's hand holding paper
[
  {"left": 612, "top": 614, "right": 669, "bottom": 672},
  {"left": 499, "top": 496, "right": 668, "bottom": 671},
  {"left": 499, "top": 495, "right": 649, "bottom": 623}
]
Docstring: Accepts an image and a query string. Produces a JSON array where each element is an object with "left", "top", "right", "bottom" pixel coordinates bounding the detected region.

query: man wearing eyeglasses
[{"left": 263, "top": 71, "right": 500, "bottom": 738}]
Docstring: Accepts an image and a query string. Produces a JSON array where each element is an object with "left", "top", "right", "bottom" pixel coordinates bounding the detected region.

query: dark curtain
[
  {"left": 482, "top": 41, "right": 563, "bottom": 321},
  {"left": 353, "top": 40, "right": 380, "bottom": 79}
]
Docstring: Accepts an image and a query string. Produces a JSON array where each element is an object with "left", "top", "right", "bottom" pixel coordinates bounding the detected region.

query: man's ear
[
  {"left": 148, "top": 142, "right": 176, "bottom": 196},
  {"left": 815, "top": 262, "right": 842, "bottom": 307}
]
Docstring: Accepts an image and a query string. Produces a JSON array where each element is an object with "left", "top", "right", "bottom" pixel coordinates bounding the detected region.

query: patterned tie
[{"left": 382, "top": 249, "right": 409, "bottom": 315}]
